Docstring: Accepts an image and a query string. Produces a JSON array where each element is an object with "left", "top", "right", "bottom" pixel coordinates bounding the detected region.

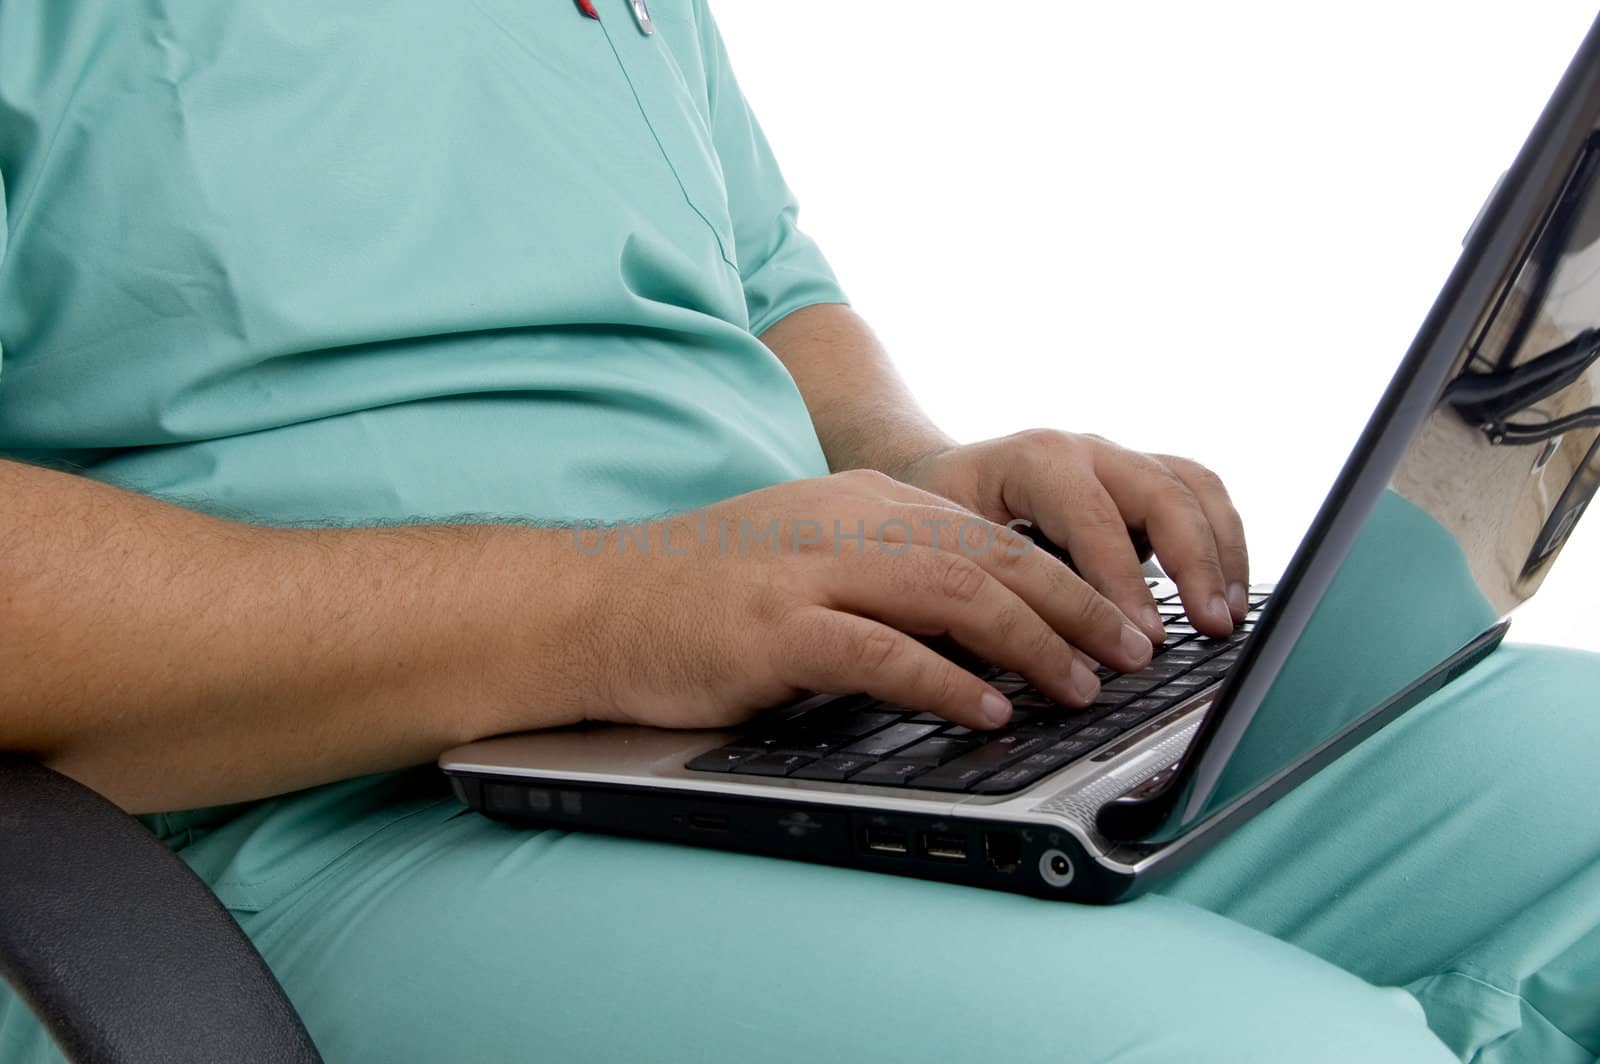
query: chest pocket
[{"left": 593, "top": 1, "right": 738, "bottom": 271}]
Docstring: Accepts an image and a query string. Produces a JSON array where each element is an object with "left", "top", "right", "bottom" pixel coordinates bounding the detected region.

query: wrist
[
  {"left": 419, "top": 524, "right": 600, "bottom": 741},
  {"left": 884, "top": 438, "right": 960, "bottom": 488},
  {"left": 828, "top": 406, "right": 955, "bottom": 485}
]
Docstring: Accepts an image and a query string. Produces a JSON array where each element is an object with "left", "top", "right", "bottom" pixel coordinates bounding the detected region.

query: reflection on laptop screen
[{"left": 1190, "top": 133, "right": 1600, "bottom": 829}]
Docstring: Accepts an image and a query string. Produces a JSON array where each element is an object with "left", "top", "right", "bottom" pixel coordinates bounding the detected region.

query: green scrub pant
[{"left": 4, "top": 642, "right": 1599, "bottom": 1062}]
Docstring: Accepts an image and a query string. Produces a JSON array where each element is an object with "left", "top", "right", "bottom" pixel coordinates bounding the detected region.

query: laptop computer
[{"left": 440, "top": 15, "right": 1600, "bottom": 903}]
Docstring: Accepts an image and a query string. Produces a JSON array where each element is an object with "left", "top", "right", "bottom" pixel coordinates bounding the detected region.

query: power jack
[{"left": 1039, "top": 848, "right": 1075, "bottom": 889}]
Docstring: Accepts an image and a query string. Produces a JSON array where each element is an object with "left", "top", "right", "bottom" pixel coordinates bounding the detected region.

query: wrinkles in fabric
[
  {"left": 1167, "top": 644, "right": 1600, "bottom": 1063},
  {"left": 0, "top": 1, "right": 836, "bottom": 507}
]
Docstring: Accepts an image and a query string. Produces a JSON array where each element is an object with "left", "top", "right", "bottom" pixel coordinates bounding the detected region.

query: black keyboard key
[
  {"left": 841, "top": 722, "right": 941, "bottom": 757},
  {"left": 847, "top": 759, "right": 930, "bottom": 786},
  {"left": 1071, "top": 724, "right": 1122, "bottom": 744},
  {"left": 911, "top": 763, "right": 995, "bottom": 792},
  {"left": 1016, "top": 713, "right": 1090, "bottom": 736},
  {"left": 778, "top": 701, "right": 862, "bottom": 736},
  {"left": 686, "top": 747, "right": 760, "bottom": 773},
  {"left": 989, "top": 675, "right": 1029, "bottom": 694},
  {"left": 732, "top": 753, "right": 816, "bottom": 777},
  {"left": 897, "top": 736, "right": 979, "bottom": 763},
  {"left": 741, "top": 728, "right": 850, "bottom": 757},
  {"left": 909, "top": 733, "right": 1054, "bottom": 791},
  {"left": 1091, "top": 687, "right": 1135, "bottom": 708},
  {"left": 1100, "top": 699, "right": 1171, "bottom": 729},
  {"left": 1047, "top": 735, "right": 1103, "bottom": 759},
  {"left": 829, "top": 710, "right": 904, "bottom": 738},
  {"left": 1147, "top": 680, "right": 1212, "bottom": 702},
  {"left": 1011, "top": 741, "right": 1091, "bottom": 775},
  {"left": 770, "top": 739, "right": 850, "bottom": 759},
  {"left": 942, "top": 725, "right": 974, "bottom": 737},
  {"left": 1133, "top": 661, "right": 1190, "bottom": 683},
  {"left": 1100, "top": 708, "right": 1151, "bottom": 730},
  {"left": 987, "top": 732, "right": 1057, "bottom": 761},
  {"left": 971, "top": 764, "right": 1054, "bottom": 794},
  {"left": 1100, "top": 675, "right": 1161, "bottom": 696},
  {"left": 1159, "top": 647, "right": 1216, "bottom": 667},
  {"left": 790, "top": 755, "right": 876, "bottom": 781},
  {"left": 780, "top": 696, "right": 865, "bottom": 729}
]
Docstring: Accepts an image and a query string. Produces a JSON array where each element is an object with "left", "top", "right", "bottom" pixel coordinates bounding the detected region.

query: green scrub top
[
  {"left": 0, "top": 0, "right": 842, "bottom": 902},
  {"left": 0, "top": 0, "right": 839, "bottom": 525}
]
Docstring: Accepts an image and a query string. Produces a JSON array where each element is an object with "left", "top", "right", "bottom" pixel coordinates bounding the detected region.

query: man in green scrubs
[{"left": 0, "top": 3, "right": 1596, "bottom": 1061}]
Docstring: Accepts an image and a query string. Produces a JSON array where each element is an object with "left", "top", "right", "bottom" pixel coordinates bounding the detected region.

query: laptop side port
[
  {"left": 921, "top": 832, "right": 968, "bottom": 862},
  {"left": 687, "top": 812, "right": 729, "bottom": 832},
  {"left": 863, "top": 826, "right": 909, "bottom": 855},
  {"left": 983, "top": 831, "right": 1023, "bottom": 874}
]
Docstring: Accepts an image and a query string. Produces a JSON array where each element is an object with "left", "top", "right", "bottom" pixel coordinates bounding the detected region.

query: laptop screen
[{"left": 1106, "top": 15, "right": 1600, "bottom": 843}]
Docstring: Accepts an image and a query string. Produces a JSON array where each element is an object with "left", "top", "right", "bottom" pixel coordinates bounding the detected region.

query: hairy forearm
[
  {"left": 760, "top": 303, "right": 955, "bottom": 479},
  {"left": 0, "top": 460, "right": 592, "bottom": 813}
]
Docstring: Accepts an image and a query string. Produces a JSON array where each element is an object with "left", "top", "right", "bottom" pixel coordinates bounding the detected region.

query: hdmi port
[{"left": 863, "top": 827, "right": 909, "bottom": 855}]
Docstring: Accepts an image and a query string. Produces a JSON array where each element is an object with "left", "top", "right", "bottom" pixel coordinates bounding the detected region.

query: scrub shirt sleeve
[{"left": 693, "top": 1, "right": 849, "bottom": 336}]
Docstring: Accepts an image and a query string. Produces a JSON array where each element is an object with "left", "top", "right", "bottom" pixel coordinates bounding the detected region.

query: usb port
[
  {"left": 863, "top": 826, "right": 909, "bottom": 855},
  {"left": 921, "top": 833, "right": 968, "bottom": 862}
]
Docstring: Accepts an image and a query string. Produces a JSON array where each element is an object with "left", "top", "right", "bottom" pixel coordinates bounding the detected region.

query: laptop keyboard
[{"left": 685, "top": 585, "right": 1270, "bottom": 795}]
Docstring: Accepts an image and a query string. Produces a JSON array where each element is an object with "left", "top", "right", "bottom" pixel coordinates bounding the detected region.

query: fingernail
[
  {"left": 980, "top": 690, "right": 1012, "bottom": 727},
  {"left": 1140, "top": 604, "right": 1165, "bottom": 640},
  {"left": 1070, "top": 658, "right": 1101, "bottom": 703},
  {"left": 1210, "top": 594, "right": 1234, "bottom": 630},
  {"left": 1227, "top": 582, "right": 1248, "bottom": 618},
  {"left": 1120, "top": 623, "right": 1153, "bottom": 665}
]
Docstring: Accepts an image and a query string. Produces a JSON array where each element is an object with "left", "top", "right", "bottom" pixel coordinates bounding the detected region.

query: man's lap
[
  {"left": 231, "top": 806, "right": 1450, "bottom": 1064},
  {"left": 1166, "top": 641, "right": 1600, "bottom": 1062},
  {"left": 3, "top": 642, "right": 1596, "bottom": 1063}
]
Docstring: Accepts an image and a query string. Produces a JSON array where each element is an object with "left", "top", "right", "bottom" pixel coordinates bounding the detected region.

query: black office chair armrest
[{"left": 0, "top": 755, "right": 322, "bottom": 1064}]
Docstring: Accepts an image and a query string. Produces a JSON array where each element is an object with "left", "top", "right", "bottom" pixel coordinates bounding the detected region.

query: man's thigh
[
  {"left": 225, "top": 805, "right": 1450, "bottom": 1064},
  {"left": 20, "top": 643, "right": 1592, "bottom": 1064},
  {"left": 1166, "top": 642, "right": 1600, "bottom": 1063}
]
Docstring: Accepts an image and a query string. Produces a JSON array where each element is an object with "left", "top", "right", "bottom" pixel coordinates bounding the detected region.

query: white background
[{"left": 718, "top": 2, "right": 1599, "bottom": 651}]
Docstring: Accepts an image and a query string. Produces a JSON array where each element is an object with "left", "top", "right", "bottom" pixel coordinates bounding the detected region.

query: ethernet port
[{"left": 983, "top": 831, "right": 1023, "bottom": 875}]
